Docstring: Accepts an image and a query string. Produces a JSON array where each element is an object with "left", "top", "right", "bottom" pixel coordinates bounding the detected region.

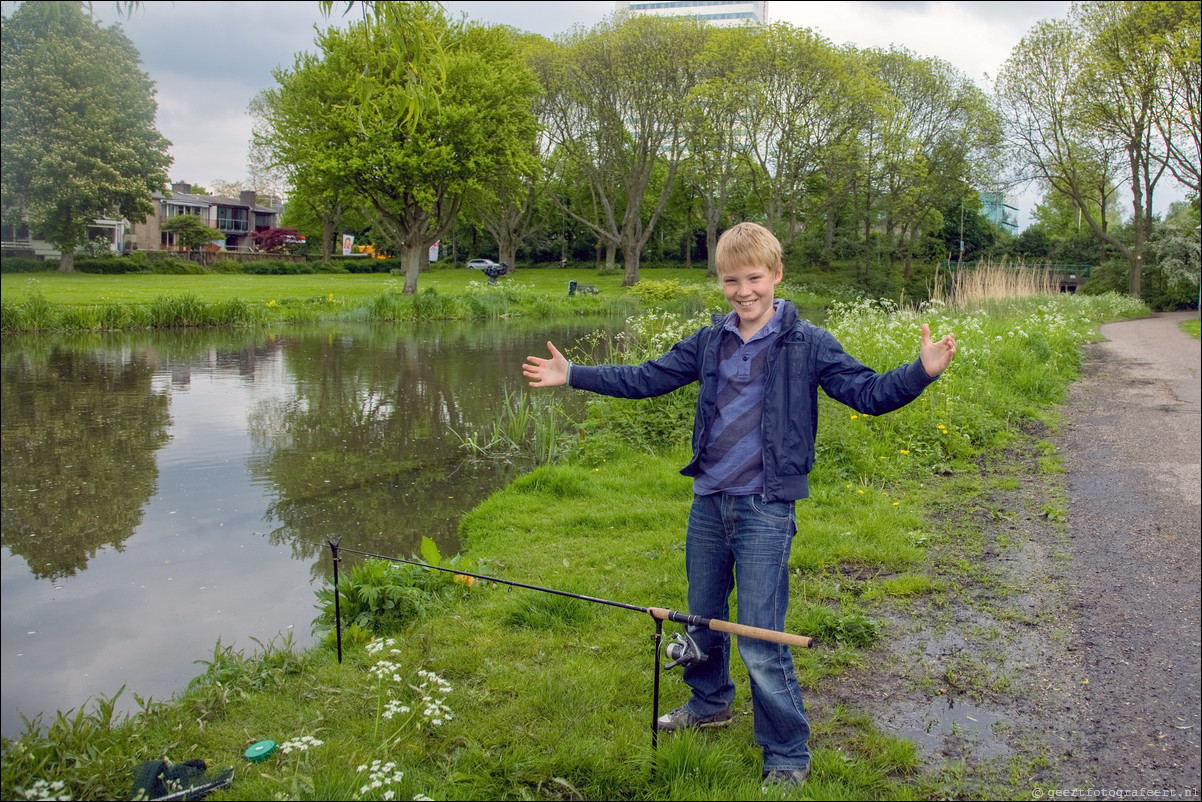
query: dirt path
[
  {"left": 1058, "top": 310, "right": 1200, "bottom": 794},
  {"left": 821, "top": 310, "right": 1200, "bottom": 799}
]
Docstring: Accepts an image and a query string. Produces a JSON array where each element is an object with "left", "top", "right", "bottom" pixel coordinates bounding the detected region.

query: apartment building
[
  {"left": 128, "top": 182, "right": 282, "bottom": 253},
  {"left": 616, "top": 1, "right": 767, "bottom": 26}
]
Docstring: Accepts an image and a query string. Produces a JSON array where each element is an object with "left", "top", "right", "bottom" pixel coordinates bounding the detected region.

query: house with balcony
[
  {"left": 1, "top": 217, "right": 130, "bottom": 259},
  {"left": 126, "top": 182, "right": 282, "bottom": 253}
]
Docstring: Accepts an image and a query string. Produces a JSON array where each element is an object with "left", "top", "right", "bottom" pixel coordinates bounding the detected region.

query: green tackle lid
[{"left": 244, "top": 740, "right": 277, "bottom": 762}]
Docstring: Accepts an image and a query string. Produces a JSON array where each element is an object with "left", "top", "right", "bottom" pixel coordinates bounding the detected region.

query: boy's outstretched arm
[
  {"left": 524, "top": 341, "right": 569, "bottom": 387},
  {"left": 920, "top": 323, "right": 957, "bottom": 378}
]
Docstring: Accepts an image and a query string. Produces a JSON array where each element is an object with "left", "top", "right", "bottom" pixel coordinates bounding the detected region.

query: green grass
[
  {"left": 1, "top": 269, "right": 733, "bottom": 332},
  {"left": 1182, "top": 317, "right": 1200, "bottom": 339},
  {"left": 0, "top": 291, "right": 1152, "bottom": 801},
  {"left": 0, "top": 268, "right": 709, "bottom": 306}
]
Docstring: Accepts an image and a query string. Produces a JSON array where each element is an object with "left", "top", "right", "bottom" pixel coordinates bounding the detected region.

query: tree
[
  {"left": 250, "top": 77, "right": 358, "bottom": 265},
  {"left": 862, "top": 47, "right": 1001, "bottom": 279},
  {"left": 536, "top": 13, "right": 708, "bottom": 285},
  {"left": 316, "top": 0, "right": 447, "bottom": 134},
  {"left": 1149, "top": 1, "right": 1201, "bottom": 197},
  {"left": 997, "top": 2, "right": 1192, "bottom": 297},
  {"left": 685, "top": 25, "right": 758, "bottom": 275},
  {"left": 467, "top": 32, "right": 551, "bottom": 269},
  {"left": 251, "top": 227, "right": 305, "bottom": 254},
  {"left": 1, "top": 1, "right": 172, "bottom": 272},
  {"left": 735, "top": 24, "right": 857, "bottom": 252},
  {"left": 1145, "top": 200, "right": 1201, "bottom": 308},
  {"left": 262, "top": 9, "right": 538, "bottom": 291},
  {"left": 160, "top": 215, "right": 224, "bottom": 251}
]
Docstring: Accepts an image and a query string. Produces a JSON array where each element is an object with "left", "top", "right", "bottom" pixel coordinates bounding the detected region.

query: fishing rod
[{"left": 326, "top": 539, "right": 814, "bottom": 754}]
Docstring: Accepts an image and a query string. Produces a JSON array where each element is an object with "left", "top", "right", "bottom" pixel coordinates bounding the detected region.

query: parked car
[{"left": 467, "top": 258, "right": 510, "bottom": 284}]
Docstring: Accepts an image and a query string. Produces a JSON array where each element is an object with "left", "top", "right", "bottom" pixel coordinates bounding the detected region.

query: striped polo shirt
[{"left": 692, "top": 301, "right": 784, "bottom": 496}]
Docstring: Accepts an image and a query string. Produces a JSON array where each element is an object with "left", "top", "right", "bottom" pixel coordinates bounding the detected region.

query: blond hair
[{"left": 715, "top": 222, "right": 782, "bottom": 275}]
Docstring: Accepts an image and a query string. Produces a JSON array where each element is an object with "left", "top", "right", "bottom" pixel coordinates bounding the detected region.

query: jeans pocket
[{"left": 748, "top": 495, "right": 795, "bottom": 524}]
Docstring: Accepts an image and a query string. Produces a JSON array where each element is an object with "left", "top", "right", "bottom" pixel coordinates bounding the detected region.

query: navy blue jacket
[{"left": 570, "top": 300, "right": 936, "bottom": 501}]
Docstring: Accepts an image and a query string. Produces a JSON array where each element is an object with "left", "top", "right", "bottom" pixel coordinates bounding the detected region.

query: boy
[{"left": 522, "top": 222, "right": 956, "bottom": 785}]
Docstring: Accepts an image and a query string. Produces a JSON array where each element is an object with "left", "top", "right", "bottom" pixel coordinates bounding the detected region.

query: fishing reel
[{"left": 663, "top": 630, "right": 707, "bottom": 670}]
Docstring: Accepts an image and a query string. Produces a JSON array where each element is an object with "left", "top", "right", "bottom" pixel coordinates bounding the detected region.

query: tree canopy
[
  {"left": 997, "top": 1, "right": 1199, "bottom": 297},
  {"left": 258, "top": 6, "right": 538, "bottom": 291},
  {"left": 0, "top": 1, "right": 172, "bottom": 272}
]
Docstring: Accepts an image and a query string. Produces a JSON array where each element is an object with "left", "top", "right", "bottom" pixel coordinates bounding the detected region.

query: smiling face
[{"left": 720, "top": 260, "right": 783, "bottom": 339}]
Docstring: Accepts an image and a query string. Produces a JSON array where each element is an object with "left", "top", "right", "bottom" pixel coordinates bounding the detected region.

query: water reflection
[
  {"left": 0, "top": 319, "right": 610, "bottom": 736},
  {"left": 2, "top": 344, "right": 170, "bottom": 580}
]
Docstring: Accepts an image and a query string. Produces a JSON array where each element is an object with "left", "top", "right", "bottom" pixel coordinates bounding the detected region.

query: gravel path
[
  {"left": 820, "top": 310, "right": 1200, "bottom": 799},
  {"left": 1058, "top": 310, "right": 1200, "bottom": 795}
]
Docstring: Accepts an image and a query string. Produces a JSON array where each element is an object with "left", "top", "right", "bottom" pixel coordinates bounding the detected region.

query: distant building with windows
[
  {"left": 616, "top": 1, "right": 767, "bottom": 26},
  {"left": 0, "top": 183, "right": 282, "bottom": 259},
  {"left": 128, "top": 182, "right": 282, "bottom": 253},
  {"left": 979, "top": 192, "right": 1019, "bottom": 234},
  {"left": 1, "top": 217, "right": 129, "bottom": 260}
]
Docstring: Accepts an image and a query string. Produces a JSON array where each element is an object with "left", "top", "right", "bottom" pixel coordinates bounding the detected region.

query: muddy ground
[{"left": 816, "top": 311, "right": 1201, "bottom": 800}]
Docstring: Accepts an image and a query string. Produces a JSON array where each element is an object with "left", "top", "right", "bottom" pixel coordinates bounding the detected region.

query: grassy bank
[
  {"left": 0, "top": 292, "right": 1149, "bottom": 801},
  {"left": 0, "top": 270, "right": 837, "bottom": 333}
]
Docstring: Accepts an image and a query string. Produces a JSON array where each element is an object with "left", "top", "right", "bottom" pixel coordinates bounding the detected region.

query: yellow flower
[
  {"left": 850, "top": 414, "right": 859, "bottom": 420},
  {"left": 328, "top": 293, "right": 335, "bottom": 302},
  {"left": 900, "top": 449, "right": 910, "bottom": 455},
  {"left": 266, "top": 299, "right": 277, "bottom": 307},
  {"left": 893, "top": 502, "right": 900, "bottom": 506},
  {"left": 857, "top": 489, "right": 865, "bottom": 494}
]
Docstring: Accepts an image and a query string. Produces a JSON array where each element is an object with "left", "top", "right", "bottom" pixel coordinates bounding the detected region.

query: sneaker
[
  {"left": 655, "top": 704, "right": 733, "bottom": 732},
  {"left": 761, "top": 766, "right": 810, "bottom": 787}
]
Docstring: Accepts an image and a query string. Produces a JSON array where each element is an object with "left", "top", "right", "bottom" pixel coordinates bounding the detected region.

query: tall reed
[
  {"left": 932, "top": 259, "right": 1062, "bottom": 312},
  {"left": 454, "top": 388, "right": 574, "bottom": 466}
]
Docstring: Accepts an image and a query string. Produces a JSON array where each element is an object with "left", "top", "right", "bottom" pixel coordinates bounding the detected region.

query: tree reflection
[
  {"left": 1, "top": 344, "right": 170, "bottom": 581},
  {"left": 248, "top": 325, "right": 535, "bottom": 574}
]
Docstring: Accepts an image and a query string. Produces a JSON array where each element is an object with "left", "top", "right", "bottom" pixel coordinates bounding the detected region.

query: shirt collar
[{"left": 722, "top": 299, "right": 784, "bottom": 342}]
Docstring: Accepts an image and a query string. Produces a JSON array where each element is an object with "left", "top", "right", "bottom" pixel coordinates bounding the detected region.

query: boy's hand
[
  {"left": 920, "top": 323, "right": 956, "bottom": 377},
  {"left": 524, "top": 341, "right": 569, "bottom": 387}
]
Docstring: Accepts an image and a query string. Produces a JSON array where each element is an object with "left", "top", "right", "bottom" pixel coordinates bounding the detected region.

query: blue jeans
[{"left": 681, "top": 493, "right": 811, "bottom": 771}]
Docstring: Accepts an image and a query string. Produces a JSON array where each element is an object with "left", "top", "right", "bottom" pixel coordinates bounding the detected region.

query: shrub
[
  {"left": 0, "top": 257, "right": 56, "bottom": 273},
  {"left": 241, "top": 260, "right": 314, "bottom": 275},
  {"left": 74, "top": 257, "right": 142, "bottom": 274},
  {"left": 332, "top": 256, "right": 401, "bottom": 273},
  {"left": 147, "top": 257, "right": 210, "bottom": 275},
  {"left": 209, "top": 258, "right": 244, "bottom": 273},
  {"left": 313, "top": 539, "right": 480, "bottom": 638}
]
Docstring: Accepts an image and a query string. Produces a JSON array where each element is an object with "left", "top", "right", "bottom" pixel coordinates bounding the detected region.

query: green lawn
[{"left": 0, "top": 267, "right": 715, "bottom": 306}]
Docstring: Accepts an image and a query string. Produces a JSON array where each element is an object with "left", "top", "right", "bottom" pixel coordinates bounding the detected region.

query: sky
[{"left": 10, "top": 0, "right": 1183, "bottom": 230}]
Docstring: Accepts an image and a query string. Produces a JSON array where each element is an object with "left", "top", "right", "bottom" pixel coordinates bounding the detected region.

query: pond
[{"left": 0, "top": 319, "right": 613, "bottom": 737}]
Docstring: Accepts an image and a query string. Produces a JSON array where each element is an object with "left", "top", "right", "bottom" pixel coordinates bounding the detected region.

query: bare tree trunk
[
  {"left": 602, "top": 240, "right": 617, "bottom": 274},
  {"left": 58, "top": 251, "right": 75, "bottom": 273},
  {"left": 706, "top": 222, "right": 719, "bottom": 277},
  {"left": 498, "top": 237, "right": 518, "bottom": 268},
  {"left": 320, "top": 213, "right": 336, "bottom": 264},
  {"left": 620, "top": 231, "right": 640, "bottom": 287},
  {"left": 401, "top": 242, "right": 423, "bottom": 293},
  {"left": 823, "top": 214, "right": 836, "bottom": 271},
  {"left": 1128, "top": 149, "right": 1144, "bottom": 298}
]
